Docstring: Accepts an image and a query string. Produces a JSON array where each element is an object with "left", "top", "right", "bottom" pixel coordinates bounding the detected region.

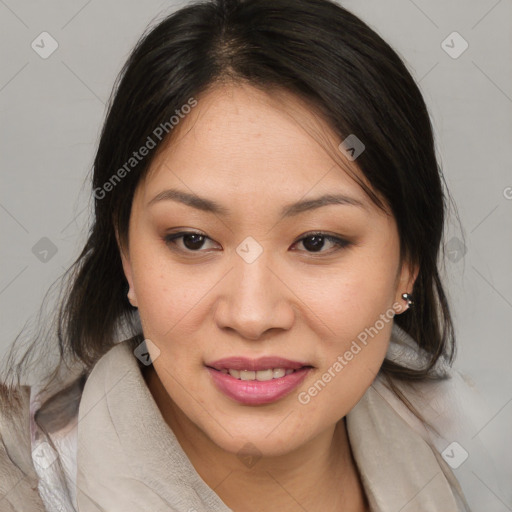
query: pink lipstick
[{"left": 206, "top": 356, "right": 312, "bottom": 405}]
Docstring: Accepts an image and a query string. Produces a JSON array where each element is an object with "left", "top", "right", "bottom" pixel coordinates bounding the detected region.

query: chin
[
  {"left": 220, "top": 435, "right": 305, "bottom": 460},
  {"left": 199, "top": 415, "right": 314, "bottom": 460}
]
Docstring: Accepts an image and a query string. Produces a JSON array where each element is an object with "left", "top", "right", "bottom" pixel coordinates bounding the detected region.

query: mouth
[
  {"left": 215, "top": 367, "right": 304, "bottom": 381},
  {"left": 205, "top": 356, "right": 314, "bottom": 405}
]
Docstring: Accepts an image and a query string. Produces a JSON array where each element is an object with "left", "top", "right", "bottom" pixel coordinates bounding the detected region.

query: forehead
[{"left": 138, "top": 83, "right": 373, "bottom": 211}]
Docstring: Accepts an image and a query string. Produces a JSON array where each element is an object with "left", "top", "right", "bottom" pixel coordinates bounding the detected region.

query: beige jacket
[{"left": 0, "top": 324, "right": 501, "bottom": 511}]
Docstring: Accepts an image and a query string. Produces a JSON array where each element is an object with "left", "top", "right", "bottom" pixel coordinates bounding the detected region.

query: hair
[{"left": 1, "top": 0, "right": 460, "bottom": 431}]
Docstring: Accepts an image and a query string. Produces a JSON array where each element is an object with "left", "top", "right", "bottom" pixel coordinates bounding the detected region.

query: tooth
[
  {"left": 220, "top": 369, "right": 228, "bottom": 374},
  {"left": 273, "top": 368, "right": 286, "bottom": 378},
  {"left": 225, "top": 368, "right": 296, "bottom": 380},
  {"left": 255, "top": 369, "right": 274, "bottom": 381}
]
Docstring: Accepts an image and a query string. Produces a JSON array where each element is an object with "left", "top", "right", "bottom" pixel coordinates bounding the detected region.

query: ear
[
  {"left": 115, "top": 228, "right": 138, "bottom": 308},
  {"left": 394, "top": 259, "right": 419, "bottom": 315}
]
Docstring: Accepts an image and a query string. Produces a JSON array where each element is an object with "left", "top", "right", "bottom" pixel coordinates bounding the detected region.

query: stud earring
[{"left": 401, "top": 292, "right": 414, "bottom": 308}]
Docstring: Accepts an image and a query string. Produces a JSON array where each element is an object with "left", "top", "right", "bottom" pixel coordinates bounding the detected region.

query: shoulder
[
  {"left": 383, "top": 323, "right": 487, "bottom": 442},
  {"left": 0, "top": 369, "right": 88, "bottom": 512},
  {"left": 372, "top": 368, "right": 506, "bottom": 511},
  {"left": 0, "top": 384, "right": 47, "bottom": 511}
]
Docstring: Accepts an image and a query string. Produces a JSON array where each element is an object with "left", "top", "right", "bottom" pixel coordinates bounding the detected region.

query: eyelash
[{"left": 163, "top": 230, "right": 351, "bottom": 256}]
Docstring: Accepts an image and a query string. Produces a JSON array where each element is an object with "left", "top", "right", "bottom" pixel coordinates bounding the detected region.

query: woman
[{"left": 0, "top": 0, "right": 489, "bottom": 510}]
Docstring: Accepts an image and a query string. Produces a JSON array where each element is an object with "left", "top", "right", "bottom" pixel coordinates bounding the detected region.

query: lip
[
  {"left": 206, "top": 356, "right": 310, "bottom": 372},
  {"left": 206, "top": 359, "right": 313, "bottom": 405}
]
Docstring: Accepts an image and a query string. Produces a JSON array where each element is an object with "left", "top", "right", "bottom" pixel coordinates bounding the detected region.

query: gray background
[{"left": 1, "top": 0, "right": 511, "bottom": 508}]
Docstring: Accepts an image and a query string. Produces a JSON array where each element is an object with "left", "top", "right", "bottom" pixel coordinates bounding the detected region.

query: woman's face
[{"left": 119, "top": 84, "right": 417, "bottom": 457}]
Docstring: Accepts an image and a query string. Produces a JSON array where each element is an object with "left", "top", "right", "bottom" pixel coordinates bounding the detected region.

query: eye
[
  {"left": 292, "top": 232, "right": 351, "bottom": 254},
  {"left": 163, "top": 230, "right": 351, "bottom": 256},
  {"left": 164, "top": 231, "right": 219, "bottom": 253}
]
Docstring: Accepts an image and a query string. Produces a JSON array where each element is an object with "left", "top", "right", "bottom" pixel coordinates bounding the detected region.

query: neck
[{"left": 144, "top": 365, "right": 369, "bottom": 512}]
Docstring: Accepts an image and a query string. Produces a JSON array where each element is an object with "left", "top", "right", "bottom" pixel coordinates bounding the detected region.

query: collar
[
  {"left": 346, "top": 384, "right": 461, "bottom": 511},
  {"left": 74, "top": 329, "right": 463, "bottom": 512}
]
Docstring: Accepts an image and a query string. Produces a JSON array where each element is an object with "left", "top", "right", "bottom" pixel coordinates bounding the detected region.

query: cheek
[
  {"left": 298, "top": 319, "right": 393, "bottom": 428},
  {"left": 296, "top": 248, "right": 398, "bottom": 343},
  {"left": 128, "top": 228, "right": 204, "bottom": 329},
  {"left": 294, "top": 245, "right": 398, "bottom": 416}
]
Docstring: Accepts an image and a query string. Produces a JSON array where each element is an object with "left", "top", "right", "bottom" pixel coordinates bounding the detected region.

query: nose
[{"left": 213, "top": 252, "right": 295, "bottom": 341}]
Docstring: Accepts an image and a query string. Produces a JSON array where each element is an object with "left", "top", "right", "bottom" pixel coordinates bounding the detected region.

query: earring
[{"left": 401, "top": 292, "right": 414, "bottom": 308}]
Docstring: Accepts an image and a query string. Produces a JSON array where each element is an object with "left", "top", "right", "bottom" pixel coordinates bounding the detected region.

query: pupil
[
  {"left": 183, "top": 234, "right": 204, "bottom": 250},
  {"left": 304, "top": 235, "right": 324, "bottom": 252}
]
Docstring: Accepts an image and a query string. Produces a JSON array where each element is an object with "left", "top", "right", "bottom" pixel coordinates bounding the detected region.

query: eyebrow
[{"left": 147, "top": 188, "right": 366, "bottom": 219}]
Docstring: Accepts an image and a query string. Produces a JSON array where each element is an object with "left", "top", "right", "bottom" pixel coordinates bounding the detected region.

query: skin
[{"left": 117, "top": 83, "right": 418, "bottom": 511}]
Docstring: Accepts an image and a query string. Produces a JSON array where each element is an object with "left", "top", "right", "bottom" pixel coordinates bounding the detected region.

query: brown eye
[
  {"left": 301, "top": 235, "right": 327, "bottom": 252},
  {"left": 163, "top": 230, "right": 351, "bottom": 257},
  {"left": 181, "top": 233, "right": 206, "bottom": 250},
  {"left": 293, "top": 232, "right": 351, "bottom": 254},
  {"left": 164, "top": 231, "right": 217, "bottom": 253}
]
